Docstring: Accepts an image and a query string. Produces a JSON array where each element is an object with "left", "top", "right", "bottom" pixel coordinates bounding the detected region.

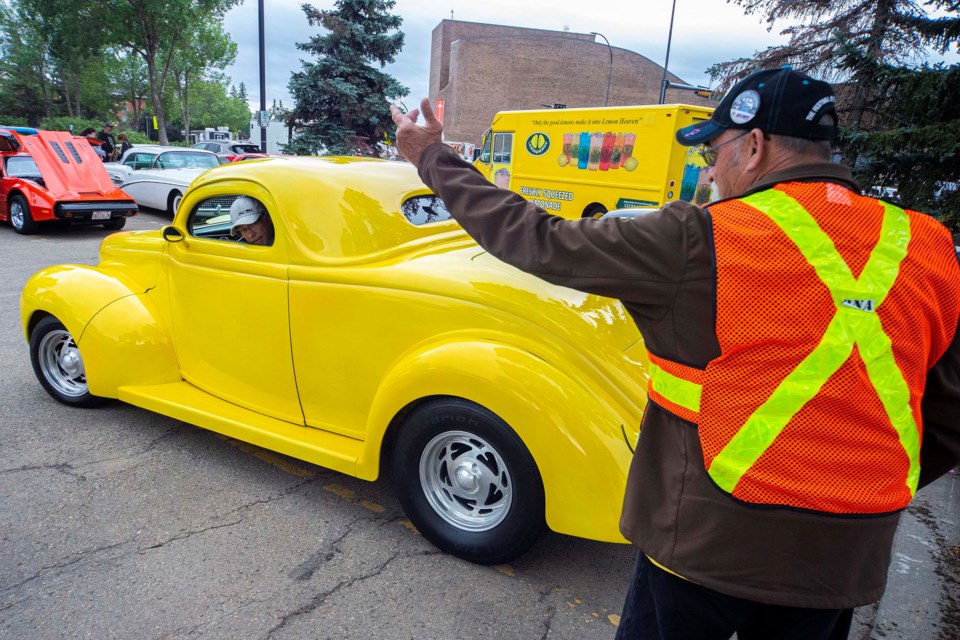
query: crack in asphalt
[
  {"left": 0, "top": 540, "right": 129, "bottom": 594},
  {"left": 0, "top": 462, "right": 87, "bottom": 480},
  {"left": 140, "top": 518, "right": 245, "bottom": 552},
  {"left": 265, "top": 551, "right": 402, "bottom": 639},
  {"left": 540, "top": 603, "right": 557, "bottom": 640},
  {"left": 290, "top": 516, "right": 364, "bottom": 582},
  {"left": 139, "top": 477, "right": 321, "bottom": 553},
  {"left": 536, "top": 586, "right": 559, "bottom": 640},
  {"left": 0, "top": 595, "right": 31, "bottom": 614},
  {"left": 1, "top": 426, "right": 181, "bottom": 482},
  {"left": 72, "top": 425, "right": 180, "bottom": 472}
]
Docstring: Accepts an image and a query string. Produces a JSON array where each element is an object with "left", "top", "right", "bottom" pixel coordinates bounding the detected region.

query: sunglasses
[{"left": 697, "top": 131, "right": 750, "bottom": 167}]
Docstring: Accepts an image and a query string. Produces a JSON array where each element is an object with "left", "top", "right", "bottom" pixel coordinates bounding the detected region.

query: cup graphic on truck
[{"left": 561, "top": 131, "right": 638, "bottom": 172}]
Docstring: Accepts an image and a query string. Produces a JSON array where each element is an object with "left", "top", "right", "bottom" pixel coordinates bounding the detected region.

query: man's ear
[{"left": 742, "top": 128, "right": 766, "bottom": 173}]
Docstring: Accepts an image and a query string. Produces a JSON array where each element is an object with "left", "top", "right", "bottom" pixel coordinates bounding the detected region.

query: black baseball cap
[{"left": 676, "top": 67, "right": 837, "bottom": 146}]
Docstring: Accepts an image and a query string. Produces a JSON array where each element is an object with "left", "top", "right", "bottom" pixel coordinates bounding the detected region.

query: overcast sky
[{"left": 221, "top": 0, "right": 951, "bottom": 116}]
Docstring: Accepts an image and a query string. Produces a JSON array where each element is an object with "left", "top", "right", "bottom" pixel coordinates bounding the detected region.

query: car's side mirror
[{"left": 162, "top": 226, "right": 184, "bottom": 242}]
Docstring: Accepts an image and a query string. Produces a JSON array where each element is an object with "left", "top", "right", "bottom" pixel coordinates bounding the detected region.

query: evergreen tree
[
  {"left": 287, "top": 0, "right": 408, "bottom": 155},
  {"left": 710, "top": 0, "right": 960, "bottom": 230},
  {"left": 237, "top": 82, "right": 248, "bottom": 102},
  {"left": 710, "top": 0, "right": 960, "bottom": 130},
  {"left": 842, "top": 59, "right": 960, "bottom": 231}
]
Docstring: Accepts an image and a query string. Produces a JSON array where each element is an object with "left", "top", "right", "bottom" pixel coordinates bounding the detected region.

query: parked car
[
  {"left": 0, "top": 127, "right": 137, "bottom": 234},
  {"left": 21, "top": 156, "right": 647, "bottom": 564},
  {"left": 108, "top": 145, "right": 221, "bottom": 215},
  {"left": 192, "top": 139, "right": 267, "bottom": 162},
  {"left": 230, "top": 153, "right": 287, "bottom": 163}
]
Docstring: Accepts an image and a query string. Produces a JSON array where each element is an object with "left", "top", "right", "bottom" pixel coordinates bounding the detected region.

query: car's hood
[
  {"left": 96, "top": 229, "right": 166, "bottom": 291},
  {"left": 23, "top": 131, "right": 133, "bottom": 200},
  {"left": 397, "top": 245, "right": 641, "bottom": 353}
]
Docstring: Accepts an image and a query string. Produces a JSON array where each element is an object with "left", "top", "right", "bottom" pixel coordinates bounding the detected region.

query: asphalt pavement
[{"left": 0, "top": 210, "right": 956, "bottom": 639}]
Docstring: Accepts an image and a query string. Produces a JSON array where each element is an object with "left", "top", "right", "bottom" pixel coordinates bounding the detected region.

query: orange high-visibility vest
[{"left": 647, "top": 182, "right": 960, "bottom": 514}]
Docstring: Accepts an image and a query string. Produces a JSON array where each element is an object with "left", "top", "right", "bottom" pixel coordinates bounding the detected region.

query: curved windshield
[{"left": 155, "top": 151, "right": 220, "bottom": 169}]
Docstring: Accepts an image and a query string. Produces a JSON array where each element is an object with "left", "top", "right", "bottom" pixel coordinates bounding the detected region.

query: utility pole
[
  {"left": 259, "top": 0, "right": 267, "bottom": 153},
  {"left": 659, "top": 0, "right": 678, "bottom": 104}
]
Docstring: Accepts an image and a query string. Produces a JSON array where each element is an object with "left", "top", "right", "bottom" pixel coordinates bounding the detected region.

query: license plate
[{"left": 91, "top": 211, "right": 111, "bottom": 220}]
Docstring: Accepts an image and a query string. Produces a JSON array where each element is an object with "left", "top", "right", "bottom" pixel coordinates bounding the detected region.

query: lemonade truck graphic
[{"left": 474, "top": 104, "right": 714, "bottom": 218}]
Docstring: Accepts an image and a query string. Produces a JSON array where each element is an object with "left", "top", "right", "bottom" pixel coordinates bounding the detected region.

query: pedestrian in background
[
  {"left": 116, "top": 132, "right": 132, "bottom": 158},
  {"left": 96, "top": 122, "right": 117, "bottom": 161},
  {"left": 79, "top": 127, "right": 106, "bottom": 160},
  {"left": 392, "top": 67, "right": 960, "bottom": 640}
]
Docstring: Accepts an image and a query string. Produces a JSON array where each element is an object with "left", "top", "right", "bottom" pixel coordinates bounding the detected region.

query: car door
[
  {"left": 0, "top": 133, "right": 19, "bottom": 215},
  {"left": 164, "top": 192, "right": 304, "bottom": 424}
]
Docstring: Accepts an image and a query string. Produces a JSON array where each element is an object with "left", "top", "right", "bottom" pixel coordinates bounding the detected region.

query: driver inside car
[{"left": 229, "top": 196, "right": 275, "bottom": 246}]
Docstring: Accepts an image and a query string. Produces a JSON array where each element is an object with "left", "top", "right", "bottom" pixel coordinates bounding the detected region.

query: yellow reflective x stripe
[
  {"left": 649, "top": 363, "right": 701, "bottom": 412},
  {"left": 708, "top": 190, "right": 920, "bottom": 496}
]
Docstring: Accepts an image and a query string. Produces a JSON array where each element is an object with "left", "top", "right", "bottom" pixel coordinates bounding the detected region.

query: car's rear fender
[
  {"left": 20, "top": 265, "right": 180, "bottom": 397},
  {"left": 361, "top": 340, "right": 633, "bottom": 544}
]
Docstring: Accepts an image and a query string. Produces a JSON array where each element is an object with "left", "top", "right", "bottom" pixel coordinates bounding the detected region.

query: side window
[
  {"left": 124, "top": 153, "right": 153, "bottom": 170},
  {"left": 479, "top": 133, "right": 491, "bottom": 163},
  {"left": 187, "top": 195, "right": 275, "bottom": 247},
  {"left": 401, "top": 195, "right": 452, "bottom": 225},
  {"left": 492, "top": 133, "right": 513, "bottom": 164}
]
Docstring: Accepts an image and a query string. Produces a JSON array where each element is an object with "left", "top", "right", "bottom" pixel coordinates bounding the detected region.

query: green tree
[
  {"left": 711, "top": 0, "right": 960, "bottom": 229},
  {"left": 109, "top": 51, "right": 150, "bottom": 127},
  {"left": 711, "top": 0, "right": 960, "bottom": 130},
  {"left": 174, "top": 73, "right": 250, "bottom": 135},
  {"left": 171, "top": 21, "right": 237, "bottom": 141},
  {"left": 842, "top": 59, "right": 960, "bottom": 231},
  {"left": 104, "top": 0, "right": 240, "bottom": 145},
  {"left": 287, "top": 0, "right": 408, "bottom": 155},
  {"left": 0, "top": 1, "right": 56, "bottom": 124}
]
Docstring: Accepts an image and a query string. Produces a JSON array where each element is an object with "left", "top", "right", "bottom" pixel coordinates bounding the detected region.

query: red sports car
[{"left": 0, "top": 127, "right": 138, "bottom": 234}]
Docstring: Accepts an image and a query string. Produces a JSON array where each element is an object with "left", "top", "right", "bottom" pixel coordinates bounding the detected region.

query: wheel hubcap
[
  {"left": 10, "top": 202, "right": 24, "bottom": 228},
  {"left": 419, "top": 430, "right": 512, "bottom": 532},
  {"left": 38, "top": 329, "right": 88, "bottom": 398}
]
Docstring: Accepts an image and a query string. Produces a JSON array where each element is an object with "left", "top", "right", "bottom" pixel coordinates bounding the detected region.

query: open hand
[{"left": 390, "top": 97, "right": 444, "bottom": 167}]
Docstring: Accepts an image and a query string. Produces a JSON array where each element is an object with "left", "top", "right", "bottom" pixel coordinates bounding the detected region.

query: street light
[
  {"left": 658, "top": 0, "right": 678, "bottom": 104},
  {"left": 590, "top": 32, "right": 613, "bottom": 107}
]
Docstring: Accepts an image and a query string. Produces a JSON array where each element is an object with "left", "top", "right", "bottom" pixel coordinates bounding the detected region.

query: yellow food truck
[{"left": 474, "top": 103, "right": 715, "bottom": 218}]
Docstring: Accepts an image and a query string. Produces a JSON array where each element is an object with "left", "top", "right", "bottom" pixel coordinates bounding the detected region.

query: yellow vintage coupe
[{"left": 20, "top": 157, "right": 649, "bottom": 564}]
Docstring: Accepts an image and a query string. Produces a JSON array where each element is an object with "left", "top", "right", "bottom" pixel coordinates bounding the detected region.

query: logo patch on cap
[
  {"left": 730, "top": 90, "right": 761, "bottom": 124},
  {"left": 683, "top": 127, "right": 702, "bottom": 138}
]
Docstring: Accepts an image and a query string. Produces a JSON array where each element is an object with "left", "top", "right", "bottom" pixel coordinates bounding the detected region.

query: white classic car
[{"left": 107, "top": 146, "right": 221, "bottom": 215}]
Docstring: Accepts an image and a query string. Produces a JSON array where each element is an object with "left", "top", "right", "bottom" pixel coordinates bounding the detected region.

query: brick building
[{"left": 430, "top": 20, "right": 712, "bottom": 145}]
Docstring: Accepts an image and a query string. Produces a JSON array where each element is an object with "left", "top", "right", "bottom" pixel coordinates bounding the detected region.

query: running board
[{"left": 118, "top": 382, "right": 361, "bottom": 476}]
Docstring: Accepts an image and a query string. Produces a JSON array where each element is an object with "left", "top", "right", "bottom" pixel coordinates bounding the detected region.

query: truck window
[
  {"left": 480, "top": 133, "right": 491, "bottom": 163},
  {"left": 492, "top": 133, "right": 513, "bottom": 164}
]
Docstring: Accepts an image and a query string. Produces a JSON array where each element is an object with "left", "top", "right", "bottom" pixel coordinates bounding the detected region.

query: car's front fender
[
  {"left": 20, "top": 265, "right": 180, "bottom": 398},
  {"left": 362, "top": 339, "right": 633, "bottom": 544},
  {"left": 21, "top": 265, "right": 136, "bottom": 342}
]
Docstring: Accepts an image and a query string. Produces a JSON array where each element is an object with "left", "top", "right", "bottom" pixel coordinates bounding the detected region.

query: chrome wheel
[
  {"left": 37, "top": 329, "right": 88, "bottom": 398},
  {"left": 419, "top": 430, "right": 512, "bottom": 532},
  {"left": 10, "top": 199, "right": 25, "bottom": 230}
]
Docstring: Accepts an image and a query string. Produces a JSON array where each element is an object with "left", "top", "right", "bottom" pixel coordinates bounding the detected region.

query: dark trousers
[{"left": 615, "top": 553, "right": 853, "bottom": 640}]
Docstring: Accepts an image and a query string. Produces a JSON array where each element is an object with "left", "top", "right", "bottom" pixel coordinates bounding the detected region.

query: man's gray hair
[{"left": 770, "top": 114, "right": 835, "bottom": 159}]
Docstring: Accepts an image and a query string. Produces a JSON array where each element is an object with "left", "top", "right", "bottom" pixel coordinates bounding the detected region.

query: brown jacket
[{"left": 417, "top": 143, "right": 960, "bottom": 609}]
